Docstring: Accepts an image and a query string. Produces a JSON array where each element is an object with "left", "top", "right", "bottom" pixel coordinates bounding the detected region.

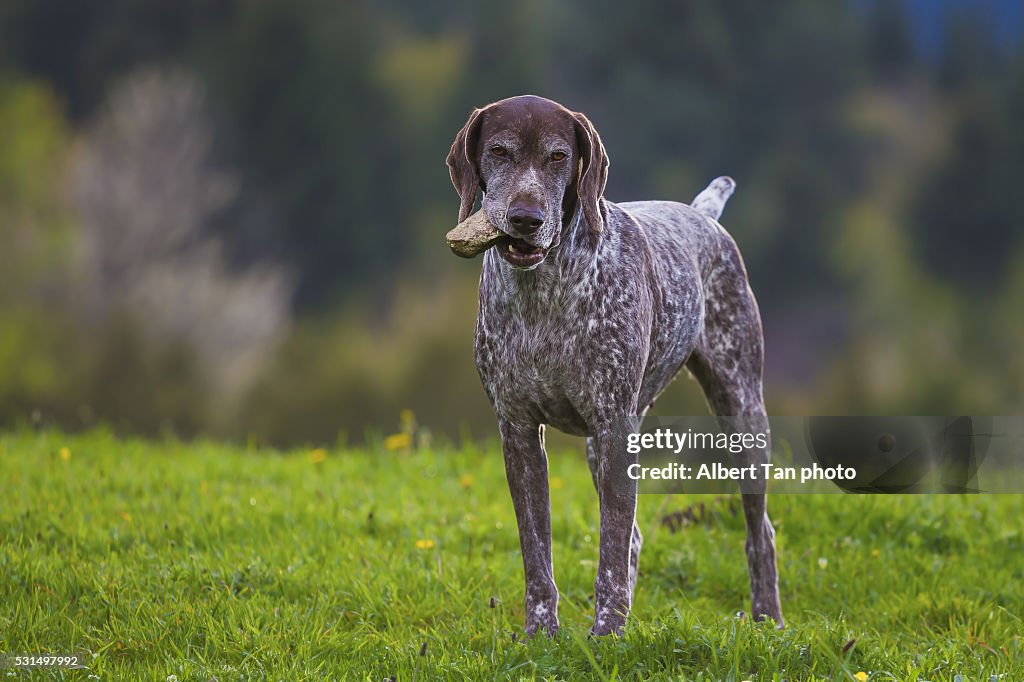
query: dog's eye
[
  {"left": 550, "top": 151, "right": 567, "bottom": 162},
  {"left": 490, "top": 146, "right": 508, "bottom": 157}
]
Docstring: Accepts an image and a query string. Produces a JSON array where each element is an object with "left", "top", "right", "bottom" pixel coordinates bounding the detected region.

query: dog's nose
[{"left": 507, "top": 204, "right": 545, "bottom": 233}]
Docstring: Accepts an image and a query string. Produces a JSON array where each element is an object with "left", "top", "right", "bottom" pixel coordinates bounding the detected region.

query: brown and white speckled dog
[{"left": 447, "top": 95, "right": 782, "bottom": 637}]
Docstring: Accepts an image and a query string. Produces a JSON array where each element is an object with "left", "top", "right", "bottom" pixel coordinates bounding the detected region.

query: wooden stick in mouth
[{"left": 446, "top": 210, "right": 505, "bottom": 258}]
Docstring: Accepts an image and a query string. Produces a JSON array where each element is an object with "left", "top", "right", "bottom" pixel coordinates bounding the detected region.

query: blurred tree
[
  {"left": 865, "top": 0, "right": 918, "bottom": 81},
  {"left": 199, "top": 1, "right": 397, "bottom": 308},
  {"left": 911, "top": 98, "right": 1022, "bottom": 290},
  {"left": 71, "top": 68, "right": 293, "bottom": 397},
  {"left": 0, "top": 76, "right": 80, "bottom": 425},
  {"left": 820, "top": 62, "right": 1023, "bottom": 415},
  {"left": 235, "top": 275, "right": 492, "bottom": 446},
  {"left": 937, "top": 7, "right": 1002, "bottom": 93},
  {"left": 0, "top": 75, "right": 74, "bottom": 303},
  {"left": 910, "top": 17, "right": 1024, "bottom": 291},
  {"left": 0, "top": 0, "right": 231, "bottom": 118},
  {"left": 551, "top": 0, "right": 872, "bottom": 312}
]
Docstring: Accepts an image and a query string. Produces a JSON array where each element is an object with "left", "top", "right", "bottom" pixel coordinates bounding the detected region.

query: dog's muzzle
[{"left": 498, "top": 235, "right": 547, "bottom": 268}]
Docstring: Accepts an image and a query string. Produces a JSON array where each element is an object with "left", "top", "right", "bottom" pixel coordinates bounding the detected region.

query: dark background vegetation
[{"left": 1, "top": 0, "right": 1022, "bottom": 446}]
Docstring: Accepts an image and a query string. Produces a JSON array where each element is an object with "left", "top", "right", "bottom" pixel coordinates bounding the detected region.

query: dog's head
[{"left": 447, "top": 95, "right": 608, "bottom": 270}]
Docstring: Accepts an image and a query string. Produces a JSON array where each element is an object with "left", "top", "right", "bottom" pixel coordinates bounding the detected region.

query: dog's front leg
[
  {"left": 499, "top": 420, "right": 559, "bottom": 637},
  {"left": 591, "top": 418, "right": 639, "bottom": 636}
]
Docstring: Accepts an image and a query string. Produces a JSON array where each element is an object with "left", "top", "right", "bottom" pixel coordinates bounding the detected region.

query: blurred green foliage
[
  {"left": 0, "top": 76, "right": 72, "bottom": 302},
  {"left": 0, "top": 1, "right": 1022, "bottom": 444},
  {"left": 0, "top": 77, "right": 75, "bottom": 424},
  {"left": 235, "top": 275, "right": 493, "bottom": 446},
  {"left": 0, "top": 76, "right": 210, "bottom": 433}
]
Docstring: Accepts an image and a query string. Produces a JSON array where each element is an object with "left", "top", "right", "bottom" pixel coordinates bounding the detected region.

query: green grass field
[{"left": 2, "top": 429, "right": 1022, "bottom": 680}]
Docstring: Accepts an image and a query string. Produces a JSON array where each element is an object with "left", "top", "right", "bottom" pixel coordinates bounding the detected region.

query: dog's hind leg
[
  {"left": 685, "top": 241, "right": 783, "bottom": 626},
  {"left": 587, "top": 437, "right": 643, "bottom": 600}
]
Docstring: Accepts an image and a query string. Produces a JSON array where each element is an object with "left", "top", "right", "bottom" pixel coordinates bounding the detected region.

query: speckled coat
[{"left": 448, "top": 96, "right": 782, "bottom": 637}]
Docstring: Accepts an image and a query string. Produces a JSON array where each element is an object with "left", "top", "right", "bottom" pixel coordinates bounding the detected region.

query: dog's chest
[{"left": 475, "top": 294, "right": 604, "bottom": 433}]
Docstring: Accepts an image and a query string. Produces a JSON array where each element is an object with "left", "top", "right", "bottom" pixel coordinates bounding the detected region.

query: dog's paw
[
  {"left": 589, "top": 604, "right": 627, "bottom": 637},
  {"left": 751, "top": 604, "right": 784, "bottom": 629},
  {"left": 523, "top": 594, "right": 559, "bottom": 638}
]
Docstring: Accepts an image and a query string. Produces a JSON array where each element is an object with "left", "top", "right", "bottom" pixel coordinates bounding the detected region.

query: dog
[{"left": 447, "top": 95, "right": 782, "bottom": 637}]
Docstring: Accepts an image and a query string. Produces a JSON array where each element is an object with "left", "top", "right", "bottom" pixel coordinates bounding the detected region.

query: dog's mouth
[{"left": 497, "top": 236, "right": 547, "bottom": 268}]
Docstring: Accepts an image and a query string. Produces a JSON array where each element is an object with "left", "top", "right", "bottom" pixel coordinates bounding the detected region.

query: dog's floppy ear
[
  {"left": 446, "top": 106, "right": 488, "bottom": 222},
  {"left": 572, "top": 110, "right": 609, "bottom": 234}
]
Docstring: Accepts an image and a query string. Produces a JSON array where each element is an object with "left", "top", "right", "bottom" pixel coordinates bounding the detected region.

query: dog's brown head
[{"left": 447, "top": 95, "right": 608, "bottom": 269}]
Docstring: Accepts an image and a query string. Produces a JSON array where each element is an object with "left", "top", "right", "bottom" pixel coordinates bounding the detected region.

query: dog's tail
[{"left": 691, "top": 176, "right": 735, "bottom": 221}]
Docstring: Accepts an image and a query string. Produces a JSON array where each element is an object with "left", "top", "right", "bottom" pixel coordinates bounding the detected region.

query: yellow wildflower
[
  {"left": 59, "top": 447, "right": 72, "bottom": 461},
  {"left": 119, "top": 512, "right": 132, "bottom": 523},
  {"left": 384, "top": 432, "right": 412, "bottom": 451},
  {"left": 854, "top": 672, "right": 868, "bottom": 681},
  {"left": 870, "top": 548, "right": 880, "bottom": 558},
  {"left": 459, "top": 474, "right": 474, "bottom": 489},
  {"left": 415, "top": 539, "right": 435, "bottom": 550},
  {"left": 309, "top": 448, "right": 326, "bottom": 463}
]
